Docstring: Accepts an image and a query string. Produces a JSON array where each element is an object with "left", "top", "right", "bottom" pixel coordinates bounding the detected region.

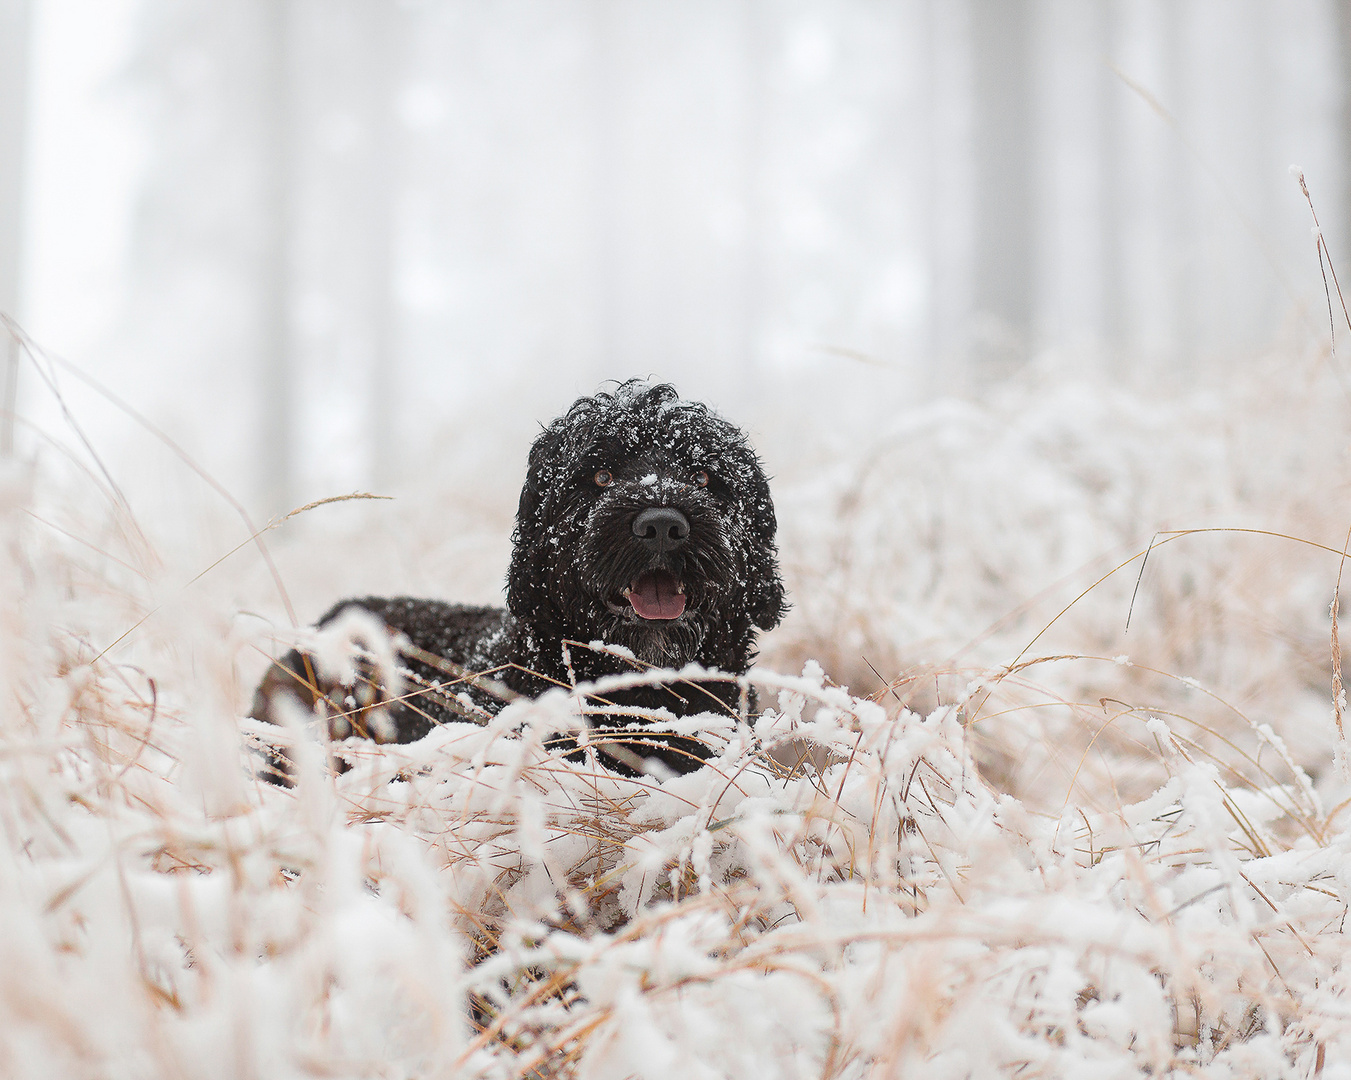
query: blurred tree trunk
[
  {"left": 737, "top": 0, "right": 767, "bottom": 400},
  {"left": 353, "top": 0, "right": 397, "bottom": 490},
  {"left": 1340, "top": 1, "right": 1351, "bottom": 292},
  {"left": 368, "top": 8, "right": 396, "bottom": 491},
  {"left": 1160, "top": 0, "right": 1193, "bottom": 366},
  {"left": 969, "top": 0, "right": 1033, "bottom": 369},
  {"left": 589, "top": 0, "right": 620, "bottom": 384},
  {"left": 1095, "top": 1, "right": 1122, "bottom": 355},
  {"left": 259, "top": 0, "right": 297, "bottom": 512},
  {"left": 0, "top": 0, "right": 31, "bottom": 456}
]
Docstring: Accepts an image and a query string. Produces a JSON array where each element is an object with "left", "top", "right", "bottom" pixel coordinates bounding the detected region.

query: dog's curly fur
[{"left": 252, "top": 381, "right": 787, "bottom": 777}]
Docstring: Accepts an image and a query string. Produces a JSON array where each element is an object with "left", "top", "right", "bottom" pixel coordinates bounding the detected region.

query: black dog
[{"left": 251, "top": 381, "right": 787, "bottom": 777}]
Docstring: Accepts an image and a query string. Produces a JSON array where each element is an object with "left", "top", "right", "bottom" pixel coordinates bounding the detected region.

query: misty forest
[{"left": 6, "top": 1, "right": 1351, "bottom": 1076}]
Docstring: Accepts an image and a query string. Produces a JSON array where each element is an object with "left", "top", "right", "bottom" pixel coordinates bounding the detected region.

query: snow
[{"left": 5, "top": 354, "right": 1351, "bottom": 1076}]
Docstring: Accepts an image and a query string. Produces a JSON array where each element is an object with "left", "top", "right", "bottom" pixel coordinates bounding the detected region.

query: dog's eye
[
  {"left": 594, "top": 469, "right": 613, "bottom": 488},
  {"left": 694, "top": 470, "right": 710, "bottom": 488}
]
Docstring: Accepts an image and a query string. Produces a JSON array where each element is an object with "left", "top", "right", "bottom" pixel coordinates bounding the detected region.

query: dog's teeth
[
  {"left": 622, "top": 588, "right": 632, "bottom": 598},
  {"left": 676, "top": 583, "right": 685, "bottom": 594}
]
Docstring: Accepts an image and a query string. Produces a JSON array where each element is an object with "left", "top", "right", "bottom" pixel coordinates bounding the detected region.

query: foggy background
[{"left": 0, "top": 0, "right": 1346, "bottom": 519}]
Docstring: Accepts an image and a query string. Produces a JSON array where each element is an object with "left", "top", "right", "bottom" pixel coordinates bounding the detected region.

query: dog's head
[{"left": 507, "top": 381, "right": 787, "bottom": 669}]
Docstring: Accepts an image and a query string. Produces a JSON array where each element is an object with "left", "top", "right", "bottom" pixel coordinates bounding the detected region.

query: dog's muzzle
[{"left": 611, "top": 506, "right": 691, "bottom": 620}]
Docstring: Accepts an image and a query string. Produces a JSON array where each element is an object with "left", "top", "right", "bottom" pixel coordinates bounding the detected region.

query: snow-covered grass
[{"left": 5, "top": 346, "right": 1351, "bottom": 1077}]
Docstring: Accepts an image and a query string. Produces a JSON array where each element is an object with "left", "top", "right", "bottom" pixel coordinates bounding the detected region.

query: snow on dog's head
[{"left": 507, "top": 380, "right": 787, "bottom": 669}]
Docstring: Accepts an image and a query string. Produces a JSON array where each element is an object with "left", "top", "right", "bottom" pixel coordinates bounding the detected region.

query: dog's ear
[
  {"left": 746, "top": 556, "right": 787, "bottom": 632},
  {"left": 741, "top": 462, "right": 788, "bottom": 632},
  {"left": 506, "top": 426, "right": 557, "bottom": 621}
]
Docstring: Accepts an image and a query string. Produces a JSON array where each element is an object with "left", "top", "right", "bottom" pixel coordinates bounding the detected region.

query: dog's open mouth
[{"left": 621, "top": 570, "right": 686, "bottom": 621}]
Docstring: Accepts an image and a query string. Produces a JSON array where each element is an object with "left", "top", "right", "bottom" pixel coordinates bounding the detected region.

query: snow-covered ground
[{"left": 4, "top": 347, "right": 1351, "bottom": 1077}]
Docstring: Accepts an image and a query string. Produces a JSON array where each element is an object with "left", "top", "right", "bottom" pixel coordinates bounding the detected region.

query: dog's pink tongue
[{"left": 629, "top": 571, "right": 685, "bottom": 620}]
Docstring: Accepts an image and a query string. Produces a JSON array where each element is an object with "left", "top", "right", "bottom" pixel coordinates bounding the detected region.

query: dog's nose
[{"left": 632, "top": 507, "right": 690, "bottom": 552}]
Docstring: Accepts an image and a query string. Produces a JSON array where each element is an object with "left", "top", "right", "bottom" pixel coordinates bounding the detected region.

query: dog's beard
[{"left": 601, "top": 611, "right": 705, "bottom": 666}]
